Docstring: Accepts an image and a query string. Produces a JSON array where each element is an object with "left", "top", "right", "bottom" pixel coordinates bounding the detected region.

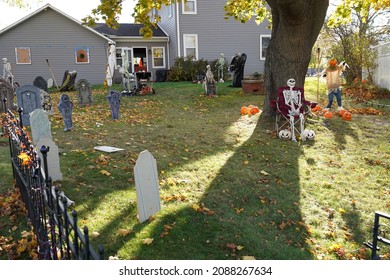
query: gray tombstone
[
  {"left": 75, "top": 79, "right": 93, "bottom": 106},
  {"left": 16, "top": 85, "right": 42, "bottom": 126},
  {"left": 33, "top": 76, "right": 48, "bottom": 93},
  {"left": 37, "top": 138, "right": 62, "bottom": 182},
  {"left": 0, "top": 77, "right": 16, "bottom": 112},
  {"left": 107, "top": 90, "right": 121, "bottom": 119},
  {"left": 57, "top": 94, "right": 73, "bottom": 131},
  {"left": 30, "top": 109, "right": 52, "bottom": 145},
  {"left": 134, "top": 150, "right": 161, "bottom": 223}
]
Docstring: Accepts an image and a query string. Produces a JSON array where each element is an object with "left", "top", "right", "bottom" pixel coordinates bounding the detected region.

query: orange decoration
[
  {"left": 324, "top": 111, "right": 333, "bottom": 119},
  {"left": 250, "top": 106, "right": 260, "bottom": 115},
  {"left": 240, "top": 106, "right": 248, "bottom": 115},
  {"left": 339, "top": 109, "right": 346, "bottom": 117},
  {"left": 342, "top": 111, "right": 352, "bottom": 121},
  {"left": 311, "top": 105, "right": 321, "bottom": 112}
]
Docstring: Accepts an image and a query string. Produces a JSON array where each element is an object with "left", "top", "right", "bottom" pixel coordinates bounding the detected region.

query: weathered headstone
[
  {"left": 0, "top": 77, "right": 16, "bottom": 112},
  {"left": 30, "top": 108, "right": 52, "bottom": 145},
  {"left": 33, "top": 76, "right": 48, "bottom": 93},
  {"left": 134, "top": 150, "right": 161, "bottom": 223},
  {"left": 16, "top": 85, "right": 42, "bottom": 126},
  {"left": 107, "top": 90, "right": 121, "bottom": 119},
  {"left": 37, "top": 139, "right": 62, "bottom": 182},
  {"left": 75, "top": 79, "right": 93, "bottom": 106},
  {"left": 57, "top": 94, "right": 73, "bottom": 131}
]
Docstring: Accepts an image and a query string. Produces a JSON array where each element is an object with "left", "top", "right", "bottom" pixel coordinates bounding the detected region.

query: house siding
[
  {"left": 0, "top": 8, "right": 110, "bottom": 86},
  {"left": 180, "top": 0, "right": 270, "bottom": 75},
  {"left": 159, "top": 0, "right": 271, "bottom": 76},
  {"left": 158, "top": 4, "right": 179, "bottom": 70}
]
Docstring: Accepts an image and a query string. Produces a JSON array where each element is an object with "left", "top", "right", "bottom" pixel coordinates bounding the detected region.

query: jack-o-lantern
[
  {"left": 303, "top": 129, "right": 315, "bottom": 140},
  {"left": 279, "top": 129, "right": 291, "bottom": 140},
  {"left": 342, "top": 111, "right": 352, "bottom": 121},
  {"left": 240, "top": 106, "right": 248, "bottom": 115},
  {"left": 324, "top": 111, "right": 333, "bottom": 119}
]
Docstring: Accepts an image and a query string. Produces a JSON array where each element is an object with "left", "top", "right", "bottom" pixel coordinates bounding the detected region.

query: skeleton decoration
[{"left": 282, "top": 78, "right": 305, "bottom": 142}]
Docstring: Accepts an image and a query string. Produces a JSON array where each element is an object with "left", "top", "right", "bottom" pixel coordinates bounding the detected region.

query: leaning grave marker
[{"left": 16, "top": 85, "right": 42, "bottom": 126}]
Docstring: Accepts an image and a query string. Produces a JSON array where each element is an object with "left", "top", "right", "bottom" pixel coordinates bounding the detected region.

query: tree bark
[{"left": 263, "top": 0, "right": 329, "bottom": 116}]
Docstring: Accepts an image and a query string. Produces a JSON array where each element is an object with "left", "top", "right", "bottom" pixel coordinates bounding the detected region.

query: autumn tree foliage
[{"left": 82, "top": 0, "right": 390, "bottom": 115}]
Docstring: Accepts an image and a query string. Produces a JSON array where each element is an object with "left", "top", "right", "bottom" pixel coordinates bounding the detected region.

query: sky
[
  {"left": 0, "top": 0, "right": 136, "bottom": 30},
  {"left": 0, "top": 0, "right": 341, "bottom": 30}
]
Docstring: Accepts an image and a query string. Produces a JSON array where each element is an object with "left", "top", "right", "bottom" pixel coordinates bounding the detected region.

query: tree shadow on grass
[{"left": 102, "top": 114, "right": 315, "bottom": 260}]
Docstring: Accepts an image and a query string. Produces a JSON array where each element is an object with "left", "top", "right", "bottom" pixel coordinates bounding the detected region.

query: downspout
[{"left": 176, "top": 1, "right": 181, "bottom": 57}]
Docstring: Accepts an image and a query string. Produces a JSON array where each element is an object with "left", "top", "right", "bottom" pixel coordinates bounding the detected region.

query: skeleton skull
[
  {"left": 303, "top": 129, "right": 315, "bottom": 140},
  {"left": 279, "top": 129, "right": 291, "bottom": 140},
  {"left": 287, "top": 78, "right": 296, "bottom": 88}
]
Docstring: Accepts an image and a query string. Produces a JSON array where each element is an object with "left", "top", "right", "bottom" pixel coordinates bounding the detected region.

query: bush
[{"left": 167, "top": 56, "right": 209, "bottom": 82}]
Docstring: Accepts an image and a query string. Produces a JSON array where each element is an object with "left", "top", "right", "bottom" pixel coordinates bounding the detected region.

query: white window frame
[
  {"left": 182, "top": 0, "right": 197, "bottom": 14},
  {"left": 260, "top": 35, "right": 271, "bottom": 60},
  {"left": 15, "top": 47, "right": 31, "bottom": 64},
  {"left": 152, "top": 47, "right": 166, "bottom": 68},
  {"left": 183, "top": 34, "right": 198, "bottom": 60},
  {"left": 168, "top": 4, "right": 173, "bottom": 18}
]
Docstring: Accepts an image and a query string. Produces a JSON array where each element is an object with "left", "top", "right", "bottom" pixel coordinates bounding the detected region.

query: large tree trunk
[{"left": 263, "top": 0, "right": 329, "bottom": 116}]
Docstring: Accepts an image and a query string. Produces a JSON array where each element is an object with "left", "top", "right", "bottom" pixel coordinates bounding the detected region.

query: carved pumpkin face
[
  {"left": 342, "top": 111, "right": 352, "bottom": 121},
  {"left": 279, "top": 129, "right": 291, "bottom": 140},
  {"left": 304, "top": 129, "right": 315, "bottom": 140},
  {"left": 324, "top": 111, "right": 333, "bottom": 119}
]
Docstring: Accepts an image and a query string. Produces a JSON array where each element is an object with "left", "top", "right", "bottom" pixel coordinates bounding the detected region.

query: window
[
  {"left": 152, "top": 47, "right": 165, "bottom": 68},
  {"left": 183, "top": 34, "right": 198, "bottom": 59},
  {"left": 168, "top": 4, "right": 173, "bottom": 18},
  {"left": 75, "top": 47, "right": 90, "bottom": 64},
  {"left": 15, "top": 47, "right": 31, "bottom": 64},
  {"left": 260, "top": 35, "right": 271, "bottom": 60},
  {"left": 182, "top": 0, "right": 197, "bottom": 14}
]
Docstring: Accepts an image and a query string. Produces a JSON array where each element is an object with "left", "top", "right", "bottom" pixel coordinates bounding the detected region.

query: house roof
[
  {"left": 0, "top": 3, "right": 115, "bottom": 44},
  {"left": 92, "top": 23, "right": 168, "bottom": 38}
]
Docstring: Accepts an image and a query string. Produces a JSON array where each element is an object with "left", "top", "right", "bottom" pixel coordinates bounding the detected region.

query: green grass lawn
[{"left": 1, "top": 78, "right": 389, "bottom": 260}]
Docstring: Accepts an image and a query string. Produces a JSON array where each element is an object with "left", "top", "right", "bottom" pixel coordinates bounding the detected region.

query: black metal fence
[
  {"left": 2, "top": 99, "right": 103, "bottom": 259},
  {"left": 365, "top": 211, "right": 390, "bottom": 260}
]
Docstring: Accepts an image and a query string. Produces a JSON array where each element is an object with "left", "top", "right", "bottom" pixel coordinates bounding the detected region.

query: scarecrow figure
[{"left": 321, "top": 58, "right": 348, "bottom": 111}]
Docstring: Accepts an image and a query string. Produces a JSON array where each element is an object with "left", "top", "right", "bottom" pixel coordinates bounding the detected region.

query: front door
[{"left": 132, "top": 47, "right": 148, "bottom": 72}]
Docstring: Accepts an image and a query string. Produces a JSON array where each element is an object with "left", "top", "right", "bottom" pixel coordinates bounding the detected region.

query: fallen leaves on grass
[{"left": 142, "top": 238, "right": 154, "bottom": 245}]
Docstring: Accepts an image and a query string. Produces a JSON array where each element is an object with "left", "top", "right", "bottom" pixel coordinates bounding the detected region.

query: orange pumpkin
[
  {"left": 250, "top": 106, "right": 260, "bottom": 115},
  {"left": 342, "top": 111, "right": 352, "bottom": 121},
  {"left": 312, "top": 105, "right": 321, "bottom": 112},
  {"left": 339, "top": 109, "right": 347, "bottom": 117},
  {"left": 240, "top": 106, "right": 248, "bottom": 115},
  {"left": 323, "top": 111, "right": 333, "bottom": 119}
]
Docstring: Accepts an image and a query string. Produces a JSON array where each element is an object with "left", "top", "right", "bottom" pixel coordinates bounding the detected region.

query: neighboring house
[
  {"left": 0, "top": 4, "right": 169, "bottom": 86},
  {"left": 157, "top": 0, "right": 272, "bottom": 77},
  {"left": 372, "top": 42, "right": 390, "bottom": 90},
  {"left": 0, "top": 2, "right": 271, "bottom": 86},
  {"left": 0, "top": 4, "right": 115, "bottom": 86}
]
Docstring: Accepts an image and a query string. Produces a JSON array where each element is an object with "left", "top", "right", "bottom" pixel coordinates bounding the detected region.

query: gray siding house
[
  {"left": 0, "top": 4, "right": 169, "bottom": 86},
  {"left": 0, "top": 4, "right": 115, "bottom": 86},
  {"left": 157, "top": 0, "right": 272, "bottom": 77}
]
